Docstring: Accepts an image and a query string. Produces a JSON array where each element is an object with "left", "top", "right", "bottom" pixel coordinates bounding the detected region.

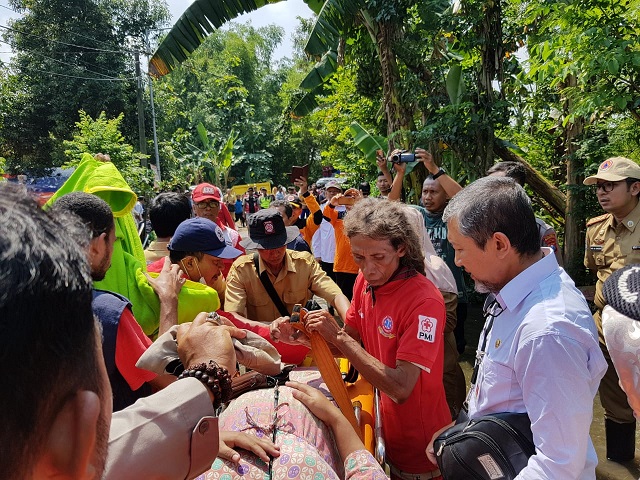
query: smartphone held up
[{"left": 337, "top": 196, "right": 355, "bottom": 206}]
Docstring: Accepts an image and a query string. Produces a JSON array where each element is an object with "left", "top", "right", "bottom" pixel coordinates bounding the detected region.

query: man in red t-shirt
[
  {"left": 51, "top": 192, "right": 182, "bottom": 410},
  {"left": 302, "top": 198, "right": 451, "bottom": 478}
]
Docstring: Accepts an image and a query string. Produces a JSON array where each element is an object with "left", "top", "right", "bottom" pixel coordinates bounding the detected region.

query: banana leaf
[
  {"left": 304, "top": 0, "right": 366, "bottom": 56},
  {"left": 304, "top": 0, "right": 324, "bottom": 14},
  {"left": 149, "top": 0, "right": 319, "bottom": 77},
  {"left": 291, "top": 49, "right": 338, "bottom": 116},
  {"left": 292, "top": 90, "right": 321, "bottom": 117},
  {"left": 349, "top": 122, "right": 388, "bottom": 162},
  {"left": 446, "top": 63, "right": 465, "bottom": 110},
  {"left": 219, "top": 130, "right": 238, "bottom": 170},
  {"left": 196, "top": 122, "right": 211, "bottom": 149},
  {"left": 349, "top": 122, "right": 420, "bottom": 175},
  {"left": 293, "top": 0, "right": 368, "bottom": 116},
  {"left": 300, "top": 49, "right": 338, "bottom": 89}
]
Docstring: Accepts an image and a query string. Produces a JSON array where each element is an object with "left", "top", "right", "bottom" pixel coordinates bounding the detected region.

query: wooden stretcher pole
[{"left": 290, "top": 306, "right": 361, "bottom": 439}]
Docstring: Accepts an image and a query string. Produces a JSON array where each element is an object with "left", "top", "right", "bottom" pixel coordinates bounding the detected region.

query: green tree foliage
[
  {"left": 305, "top": 64, "right": 381, "bottom": 186},
  {"left": 152, "top": 23, "right": 290, "bottom": 188},
  {"left": 62, "top": 110, "right": 154, "bottom": 194},
  {"left": 523, "top": 0, "right": 640, "bottom": 123},
  {"left": 0, "top": 0, "right": 169, "bottom": 172}
]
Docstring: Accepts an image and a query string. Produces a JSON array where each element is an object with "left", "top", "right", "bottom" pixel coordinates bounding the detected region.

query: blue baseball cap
[{"left": 169, "top": 218, "right": 242, "bottom": 259}]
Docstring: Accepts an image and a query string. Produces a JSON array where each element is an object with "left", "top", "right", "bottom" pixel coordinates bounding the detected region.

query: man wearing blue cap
[{"left": 148, "top": 217, "right": 244, "bottom": 308}]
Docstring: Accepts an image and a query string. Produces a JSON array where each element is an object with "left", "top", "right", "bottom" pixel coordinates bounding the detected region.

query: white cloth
[
  {"left": 133, "top": 201, "right": 144, "bottom": 222},
  {"left": 136, "top": 324, "right": 282, "bottom": 376},
  {"left": 221, "top": 224, "right": 240, "bottom": 248},
  {"left": 603, "top": 305, "right": 640, "bottom": 419},
  {"left": 469, "top": 248, "right": 607, "bottom": 479},
  {"left": 311, "top": 202, "right": 336, "bottom": 262}
]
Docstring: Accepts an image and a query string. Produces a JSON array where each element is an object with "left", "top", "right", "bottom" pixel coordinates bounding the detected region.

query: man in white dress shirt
[
  {"left": 428, "top": 176, "right": 607, "bottom": 479},
  {"left": 312, "top": 180, "right": 341, "bottom": 282}
]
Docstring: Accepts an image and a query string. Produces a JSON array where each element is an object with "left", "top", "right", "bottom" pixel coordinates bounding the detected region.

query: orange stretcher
[
  {"left": 290, "top": 304, "right": 385, "bottom": 463},
  {"left": 340, "top": 358, "right": 376, "bottom": 454}
]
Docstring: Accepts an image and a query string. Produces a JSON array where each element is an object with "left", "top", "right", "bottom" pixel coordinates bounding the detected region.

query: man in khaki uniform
[
  {"left": 584, "top": 156, "right": 640, "bottom": 462},
  {"left": 225, "top": 209, "right": 350, "bottom": 326}
]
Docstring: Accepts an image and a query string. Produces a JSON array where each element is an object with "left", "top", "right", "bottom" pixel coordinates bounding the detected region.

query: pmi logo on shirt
[
  {"left": 417, "top": 315, "right": 437, "bottom": 343},
  {"left": 378, "top": 316, "right": 396, "bottom": 339}
]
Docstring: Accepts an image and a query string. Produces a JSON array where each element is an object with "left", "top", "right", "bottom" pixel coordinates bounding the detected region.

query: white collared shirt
[
  {"left": 469, "top": 248, "right": 607, "bottom": 479},
  {"left": 311, "top": 202, "right": 336, "bottom": 263}
]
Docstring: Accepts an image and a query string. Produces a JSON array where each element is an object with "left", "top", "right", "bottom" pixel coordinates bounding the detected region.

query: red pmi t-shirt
[{"left": 346, "top": 272, "right": 451, "bottom": 473}]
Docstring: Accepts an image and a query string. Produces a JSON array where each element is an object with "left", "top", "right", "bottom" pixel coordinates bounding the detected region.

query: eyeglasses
[
  {"left": 482, "top": 296, "right": 505, "bottom": 319},
  {"left": 593, "top": 181, "right": 623, "bottom": 193},
  {"left": 195, "top": 200, "right": 220, "bottom": 209}
]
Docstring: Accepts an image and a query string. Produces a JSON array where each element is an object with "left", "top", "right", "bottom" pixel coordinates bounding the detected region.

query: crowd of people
[{"left": 3, "top": 149, "right": 640, "bottom": 480}]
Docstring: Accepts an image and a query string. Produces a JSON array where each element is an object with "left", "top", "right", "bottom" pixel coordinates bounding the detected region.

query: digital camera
[{"left": 390, "top": 151, "right": 416, "bottom": 163}]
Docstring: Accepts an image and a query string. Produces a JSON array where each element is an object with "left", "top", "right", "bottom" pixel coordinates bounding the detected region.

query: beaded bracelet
[{"left": 178, "top": 360, "right": 233, "bottom": 410}]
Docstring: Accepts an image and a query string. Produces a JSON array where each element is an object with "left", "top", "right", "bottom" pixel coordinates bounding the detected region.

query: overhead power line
[
  {"left": 0, "top": 38, "right": 129, "bottom": 77},
  {"left": 26, "top": 67, "right": 136, "bottom": 82},
  {"left": 0, "top": 3, "right": 138, "bottom": 54},
  {"left": 0, "top": 23, "right": 136, "bottom": 55}
]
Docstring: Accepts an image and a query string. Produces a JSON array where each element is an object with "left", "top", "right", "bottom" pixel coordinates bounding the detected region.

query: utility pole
[
  {"left": 145, "top": 31, "right": 161, "bottom": 181},
  {"left": 148, "top": 75, "right": 161, "bottom": 182},
  {"left": 134, "top": 50, "right": 148, "bottom": 166}
]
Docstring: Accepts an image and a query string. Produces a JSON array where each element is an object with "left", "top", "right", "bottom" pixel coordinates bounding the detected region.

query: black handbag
[
  {"left": 433, "top": 411, "right": 535, "bottom": 480},
  {"left": 434, "top": 296, "right": 535, "bottom": 480}
]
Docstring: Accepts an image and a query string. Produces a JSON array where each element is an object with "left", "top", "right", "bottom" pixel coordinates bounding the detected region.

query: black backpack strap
[{"left": 253, "top": 253, "right": 289, "bottom": 317}]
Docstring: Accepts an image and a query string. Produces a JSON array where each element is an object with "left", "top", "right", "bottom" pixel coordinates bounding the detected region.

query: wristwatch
[{"left": 432, "top": 168, "right": 446, "bottom": 180}]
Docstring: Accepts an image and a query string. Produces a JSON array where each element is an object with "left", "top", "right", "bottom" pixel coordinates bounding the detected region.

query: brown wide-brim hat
[
  {"left": 240, "top": 209, "right": 300, "bottom": 250},
  {"left": 583, "top": 157, "right": 640, "bottom": 185}
]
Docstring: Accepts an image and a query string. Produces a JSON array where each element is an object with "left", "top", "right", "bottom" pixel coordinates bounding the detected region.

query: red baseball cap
[{"left": 192, "top": 183, "right": 221, "bottom": 202}]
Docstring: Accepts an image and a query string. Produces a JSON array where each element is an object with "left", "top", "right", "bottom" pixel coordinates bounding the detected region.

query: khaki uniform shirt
[
  {"left": 107, "top": 378, "right": 218, "bottom": 479},
  {"left": 225, "top": 250, "right": 343, "bottom": 323},
  {"left": 144, "top": 240, "right": 170, "bottom": 265},
  {"left": 584, "top": 200, "right": 640, "bottom": 315}
]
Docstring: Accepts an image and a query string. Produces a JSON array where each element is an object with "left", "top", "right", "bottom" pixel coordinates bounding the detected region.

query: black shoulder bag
[
  {"left": 253, "top": 253, "right": 289, "bottom": 317},
  {"left": 253, "top": 253, "right": 322, "bottom": 316},
  {"left": 434, "top": 296, "right": 535, "bottom": 480}
]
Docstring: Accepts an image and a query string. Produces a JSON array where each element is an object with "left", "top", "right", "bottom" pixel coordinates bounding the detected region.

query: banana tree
[
  {"left": 295, "top": 1, "right": 415, "bottom": 147},
  {"left": 185, "top": 123, "right": 239, "bottom": 187},
  {"left": 149, "top": 0, "right": 415, "bottom": 147},
  {"left": 149, "top": 0, "right": 322, "bottom": 77}
]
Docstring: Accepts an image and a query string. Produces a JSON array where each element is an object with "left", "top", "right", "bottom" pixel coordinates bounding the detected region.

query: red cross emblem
[{"left": 421, "top": 318, "right": 433, "bottom": 332}]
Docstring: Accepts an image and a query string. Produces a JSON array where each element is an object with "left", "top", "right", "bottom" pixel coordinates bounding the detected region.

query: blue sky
[{"left": 168, "top": 0, "right": 312, "bottom": 61}]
